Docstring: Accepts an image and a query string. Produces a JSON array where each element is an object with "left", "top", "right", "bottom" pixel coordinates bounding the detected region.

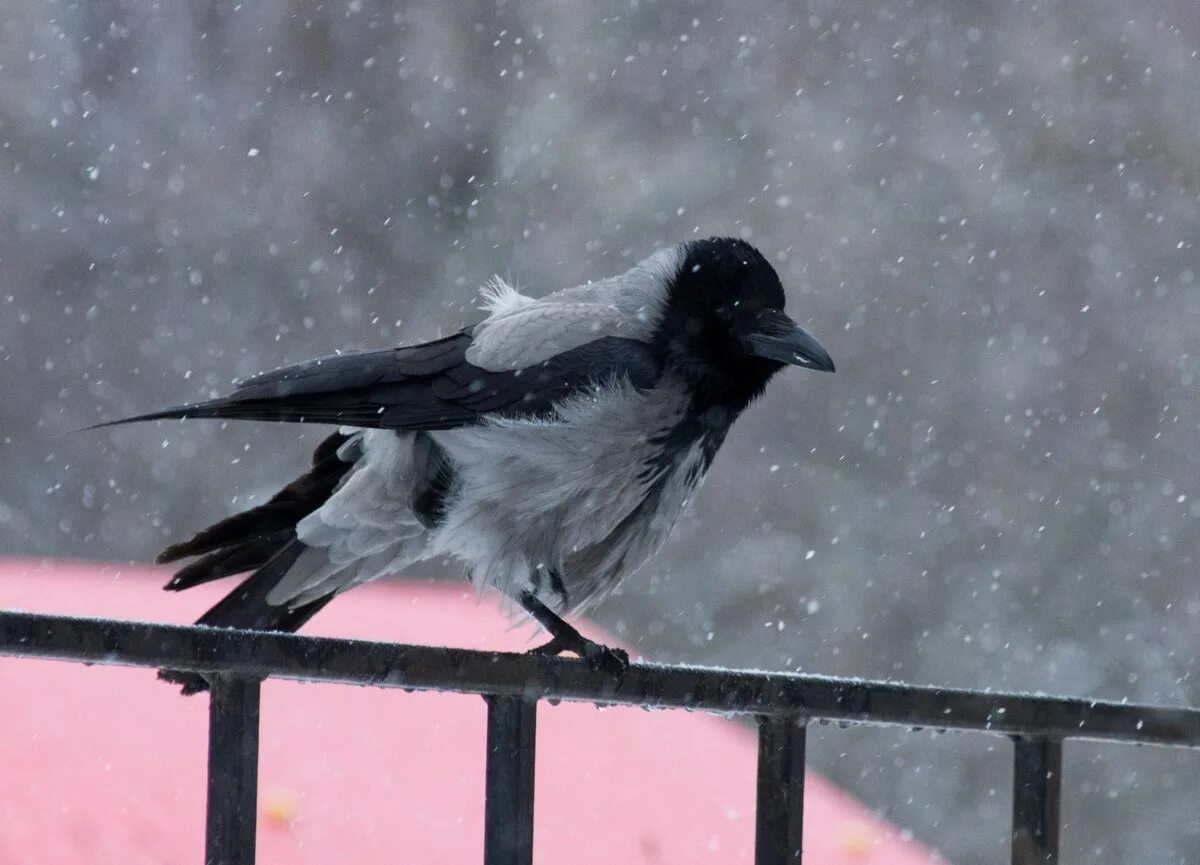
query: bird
[{"left": 95, "top": 236, "right": 834, "bottom": 693}]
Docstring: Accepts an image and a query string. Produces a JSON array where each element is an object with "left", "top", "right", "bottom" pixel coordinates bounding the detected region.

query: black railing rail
[{"left": 3, "top": 609, "right": 1199, "bottom": 865}]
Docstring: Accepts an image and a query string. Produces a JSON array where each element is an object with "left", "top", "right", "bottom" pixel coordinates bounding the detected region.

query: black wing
[{"left": 90, "top": 330, "right": 664, "bottom": 431}]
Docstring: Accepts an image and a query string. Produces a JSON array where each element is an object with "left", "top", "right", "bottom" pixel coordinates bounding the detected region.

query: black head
[{"left": 653, "top": 237, "right": 834, "bottom": 410}]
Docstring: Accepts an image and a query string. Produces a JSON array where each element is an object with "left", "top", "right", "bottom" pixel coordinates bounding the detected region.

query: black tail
[{"left": 159, "top": 431, "right": 360, "bottom": 694}]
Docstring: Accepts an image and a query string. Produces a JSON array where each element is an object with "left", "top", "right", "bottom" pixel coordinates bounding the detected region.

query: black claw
[
  {"left": 583, "top": 642, "right": 630, "bottom": 676},
  {"left": 528, "top": 635, "right": 629, "bottom": 677},
  {"left": 519, "top": 591, "right": 627, "bottom": 677}
]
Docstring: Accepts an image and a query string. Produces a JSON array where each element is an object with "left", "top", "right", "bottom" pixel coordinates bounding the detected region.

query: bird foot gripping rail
[{"left": 4, "top": 609, "right": 1200, "bottom": 865}]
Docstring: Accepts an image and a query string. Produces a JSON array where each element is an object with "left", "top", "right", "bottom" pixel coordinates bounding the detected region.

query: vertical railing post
[
  {"left": 206, "top": 676, "right": 262, "bottom": 865},
  {"left": 483, "top": 695, "right": 537, "bottom": 865},
  {"left": 1011, "top": 736, "right": 1063, "bottom": 865},
  {"left": 755, "top": 714, "right": 807, "bottom": 865}
]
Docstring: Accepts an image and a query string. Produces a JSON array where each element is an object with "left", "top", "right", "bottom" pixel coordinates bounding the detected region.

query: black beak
[{"left": 743, "top": 309, "right": 835, "bottom": 372}]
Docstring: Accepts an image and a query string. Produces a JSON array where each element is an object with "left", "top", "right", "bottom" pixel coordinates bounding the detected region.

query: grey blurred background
[{"left": 2, "top": 1, "right": 1198, "bottom": 861}]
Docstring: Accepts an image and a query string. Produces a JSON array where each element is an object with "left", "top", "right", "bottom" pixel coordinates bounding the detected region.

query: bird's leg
[{"left": 520, "top": 592, "right": 629, "bottom": 676}]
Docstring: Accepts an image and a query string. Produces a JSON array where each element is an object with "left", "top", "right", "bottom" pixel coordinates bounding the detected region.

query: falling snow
[{"left": 1, "top": 2, "right": 1198, "bottom": 863}]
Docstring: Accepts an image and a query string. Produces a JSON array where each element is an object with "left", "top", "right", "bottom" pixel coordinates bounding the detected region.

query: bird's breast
[{"left": 427, "top": 378, "right": 704, "bottom": 595}]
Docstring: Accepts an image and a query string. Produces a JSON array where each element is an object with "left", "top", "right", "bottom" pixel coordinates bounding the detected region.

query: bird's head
[{"left": 651, "top": 237, "right": 834, "bottom": 407}]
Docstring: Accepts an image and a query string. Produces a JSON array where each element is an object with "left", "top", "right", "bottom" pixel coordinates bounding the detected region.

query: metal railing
[{"left": 3, "top": 608, "right": 1200, "bottom": 865}]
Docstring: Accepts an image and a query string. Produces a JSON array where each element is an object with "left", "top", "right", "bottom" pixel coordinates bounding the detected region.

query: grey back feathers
[{"left": 465, "top": 245, "right": 681, "bottom": 371}]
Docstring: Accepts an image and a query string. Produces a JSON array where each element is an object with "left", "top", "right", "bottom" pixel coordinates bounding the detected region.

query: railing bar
[
  {"left": 205, "top": 675, "right": 262, "bottom": 865},
  {"left": 1011, "top": 736, "right": 1062, "bottom": 865},
  {"left": 3, "top": 610, "right": 1200, "bottom": 748},
  {"left": 755, "top": 714, "right": 806, "bottom": 865},
  {"left": 483, "top": 695, "right": 537, "bottom": 865}
]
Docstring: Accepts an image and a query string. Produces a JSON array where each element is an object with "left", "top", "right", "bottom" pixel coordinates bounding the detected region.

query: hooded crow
[{"left": 96, "top": 236, "right": 834, "bottom": 692}]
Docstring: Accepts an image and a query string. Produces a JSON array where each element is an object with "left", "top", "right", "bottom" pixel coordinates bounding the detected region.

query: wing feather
[{"left": 91, "top": 331, "right": 663, "bottom": 433}]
